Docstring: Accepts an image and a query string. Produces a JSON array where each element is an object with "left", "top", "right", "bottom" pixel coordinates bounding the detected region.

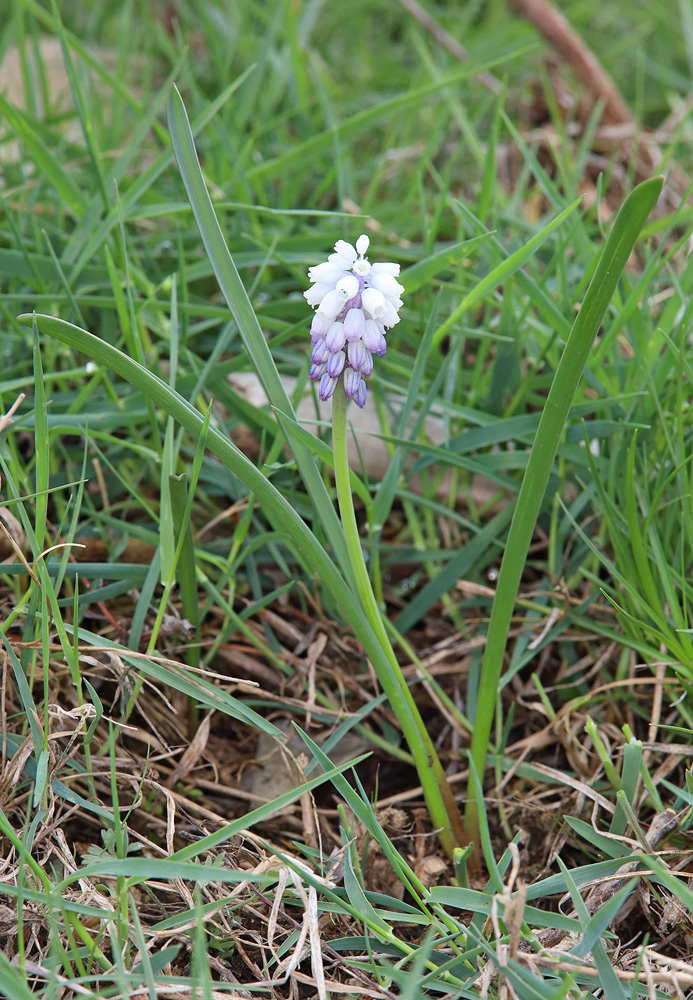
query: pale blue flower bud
[
  {"left": 354, "top": 379, "right": 367, "bottom": 408},
  {"left": 325, "top": 321, "right": 346, "bottom": 352},
  {"left": 309, "top": 361, "right": 327, "bottom": 380},
  {"left": 347, "top": 340, "right": 373, "bottom": 377},
  {"left": 310, "top": 313, "right": 331, "bottom": 344},
  {"left": 311, "top": 337, "right": 329, "bottom": 364},
  {"left": 327, "top": 350, "right": 346, "bottom": 378},
  {"left": 319, "top": 373, "right": 337, "bottom": 400},
  {"left": 362, "top": 319, "right": 384, "bottom": 352},
  {"left": 343, "top": 369, "right": 362, "bottom": 398},
  {"left": 344, "top": 307, "right": 365, "bottom": 342}
]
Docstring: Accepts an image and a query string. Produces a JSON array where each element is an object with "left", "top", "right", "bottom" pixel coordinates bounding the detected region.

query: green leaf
[
  {"left": 466, "top": 177, "right": 664, "bottom": 850},
  {"left": 166, "top": 84, "right": 354, "bottom": 586}
]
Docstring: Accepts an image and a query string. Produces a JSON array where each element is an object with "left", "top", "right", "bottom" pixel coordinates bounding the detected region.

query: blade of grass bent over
[{"left": 465, "top": 176, "right": 663, "bottom": 859}]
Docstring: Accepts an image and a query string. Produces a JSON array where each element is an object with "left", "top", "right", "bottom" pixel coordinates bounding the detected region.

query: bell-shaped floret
[
  {"left": 362, "top": 319, "right": 384, "bottom": 352},
  {"left": 361, "top": 287, "right": 388, "bottom": 322},
  {"left": 325, "top": 321, "right": 347, "bottom": 353},
  {"left": 304, "top": 282, "right": 333, "bottom": 308},
  {"left": 343, "top": 368, "right": 362, "bottom": 399},
  {"left": 348, "top": 340, "right": 373, "bottom": 377},
  {"left": 371, "top": 261, "right": 400, "bottom": 277},
  {"left": 311, "top": 337, "right": 329, "bottom": 364},
  {"left": 354, "top": 379, "right": 368, "bottom": 408},
  {"left": 372, "top": 330, "right": 387, "bottom": 356},
  {"left": 308, "top": 261, "right": 347, "bottom": 285},
  {"left": 368, "top": 272, "right": 405, "bottom": 300},
  {"left": 317, "top": 288, "right": 348, "bottom": 321},
  {"left": 380, "top": 299, "right": 401, "bottom": 329},
  {"left": 333, "top": 240, "right": 358, "bottom": 266},
  {"left": 310, "top": 313, "right": 331, "bottom": 341},
  {"left": 344, "top": 307, "right": 366, "bottom": 342},
  {"left": 319, "top": 373, "right": 337, "bottom": 401},
  {"left": 327, "top": 350, "right": 346, "bottom": 378},
  {"left": 336, "top": 274, "right": 359, "bottom": 301}
]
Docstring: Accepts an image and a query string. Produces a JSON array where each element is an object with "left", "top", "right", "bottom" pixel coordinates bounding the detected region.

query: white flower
[
  {"left": 304, "top": 235, "right": 403, "bottom": 408},
  {"left": 304, "top": 282, "right": 333, "bottom": 308},
  {"left": 333, "top": 240, "right": 358, "bottom": 264},
  {"left": 308, "top": 261, "right": 347, "bottom": 284},
  {"left": 336, "top": 274, "right": 359, "bottom": 300},
  {"left": 371, "top": 261, "right": 400, "bottom": 276},
  {"left": 368, "top": 272, "right": 405, "bottom": 300},
  {"left": 316, "top": 288, "right": 348, "bottom": 321}
]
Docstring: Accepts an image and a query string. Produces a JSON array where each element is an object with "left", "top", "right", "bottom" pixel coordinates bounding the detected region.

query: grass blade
[
  {"left": 166, "top": 84, "right": 353, "bottom": 585},
  {"left": 466, "top": 176, "right": 664, "bottom": 858}
]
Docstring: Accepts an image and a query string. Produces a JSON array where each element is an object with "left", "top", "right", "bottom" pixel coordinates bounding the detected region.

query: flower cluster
[{"left": 304, "top": 234, "right": 403, "bottom": 408}]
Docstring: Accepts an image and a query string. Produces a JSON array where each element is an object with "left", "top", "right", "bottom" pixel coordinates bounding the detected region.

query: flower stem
[{"left": 332, "top": 383, "right": 465, "bottom": 858}]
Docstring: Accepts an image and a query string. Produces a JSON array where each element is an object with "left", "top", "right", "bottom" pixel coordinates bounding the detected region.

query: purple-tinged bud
[
  {"left": 347, "top": 340, "right": 373, "bottom": 377},
  {"left": 372, "top": 332, "right": 387, "bottom": 356},
  {"left": 354, "top": 380, "right": 367, "bottom": 408},
  {"left": 343, "top": 368, "right": 362, "bottom": 399},
  {"left": 327, "top": 350, "right": 346, "bottom": 378},
  {"left": 319, "top": 373, "right": 337, "bottom": 401},
  {"left": 310, "top": 313, "right": 331, "bottom": 338},
  {"left": 344, "top": 307, "right": 365, "bottom": 342},
  {"left": 362, "top": 319, "right": 385, "bottom": 352},
  {"left": 309, "top": 361, "right": 327, "bottom": 381},
  {"left": 311, "top": 337, "right": 329, "bottom": 364},
  {"left": 325, "top": 321, "right": 346, "bottom": 353}
]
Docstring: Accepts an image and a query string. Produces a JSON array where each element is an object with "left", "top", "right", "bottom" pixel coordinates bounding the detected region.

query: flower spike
[{"left": 304, "top": 235, "right": 403, "bottom": 407}]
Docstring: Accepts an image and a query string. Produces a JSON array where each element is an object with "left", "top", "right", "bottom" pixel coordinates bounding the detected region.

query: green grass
[{"left": 1, "top": 0, "right": 693, "bottom": 997}]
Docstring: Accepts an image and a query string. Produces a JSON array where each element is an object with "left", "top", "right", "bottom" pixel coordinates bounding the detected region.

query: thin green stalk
[{"left": 332, "top": 383, "right": 465, "bottom": 857}]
